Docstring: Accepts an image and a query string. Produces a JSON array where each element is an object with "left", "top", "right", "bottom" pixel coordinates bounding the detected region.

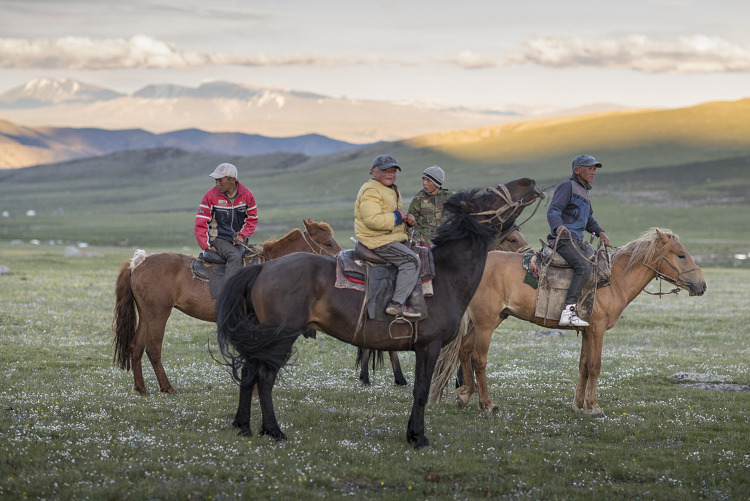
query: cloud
[
  {"left": 441, "top": 50, "right": 500, "bottom": 70},
  {"left": 506, "top": 35, "right": 750, "bottom": 73},
  {"left": 0, "top": 35, "right": 381, "bottom": 70},
  {"left": 2, "top": 34, "right": 749, "bottom": 74}
]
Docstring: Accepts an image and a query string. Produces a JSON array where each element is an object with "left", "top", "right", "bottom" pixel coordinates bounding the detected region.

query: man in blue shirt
[{"left": 547, "top": 154, "right": 610, "bottom": 327}]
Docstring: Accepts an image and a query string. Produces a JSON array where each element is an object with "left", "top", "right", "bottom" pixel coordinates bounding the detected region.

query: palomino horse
[
  {"left": 356, "top": 225, "right": 533, "bottom": 386},
  {"left": 215, "top": 179, "right": 542, "bottom": 449},
  {"left": 112, "top": 218, "right": 342, "bottom": 395},
  {"left": 428, "top": 228, "right": 707, "bottom": 416}
]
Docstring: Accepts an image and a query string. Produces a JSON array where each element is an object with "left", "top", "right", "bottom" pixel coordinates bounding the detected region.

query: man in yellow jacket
[{"left": 355, "top": 154, "right": 422, "bottom": 319}]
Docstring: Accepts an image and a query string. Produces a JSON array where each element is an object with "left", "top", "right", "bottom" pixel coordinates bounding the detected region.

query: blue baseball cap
[{"left": 572, "top": 154, "right": 602, "bottom": 170}]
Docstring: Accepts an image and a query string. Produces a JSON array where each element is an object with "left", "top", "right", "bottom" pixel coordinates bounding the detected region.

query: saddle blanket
[
  {"left": 520, "top": 243, "right": 611, "bottom": 325},
  {"left": 335, "top": 245, "right": 433, "bottom": 322}
]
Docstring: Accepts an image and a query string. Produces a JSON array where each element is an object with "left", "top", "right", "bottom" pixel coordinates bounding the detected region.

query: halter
[
  {"left": 639, "top": 240, "right": 701, "bottom": 296},
  {"left": 470, "top": 184, "right": 544, "bottom": 228},
  {"left": 302, "top": 230, "right": 340, "bottom": 257}
]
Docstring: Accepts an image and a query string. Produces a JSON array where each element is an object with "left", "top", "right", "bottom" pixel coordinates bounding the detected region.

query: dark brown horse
[
  {"left": 428, "top": 228, "right": 707, "bottom": 415},
  {"left": 112, "top": 218, "right": 342, "bottom": 395},
  {"left": 215, "top": 179, "right": 541, "bottom": 449},
  {"left": 356, "top": 226, "right": 532, "bottom": 386}
]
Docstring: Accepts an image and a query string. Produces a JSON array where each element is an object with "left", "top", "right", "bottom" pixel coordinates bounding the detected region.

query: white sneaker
[{"left": 559, "top": 304, "right": 589, "bottom": 327}]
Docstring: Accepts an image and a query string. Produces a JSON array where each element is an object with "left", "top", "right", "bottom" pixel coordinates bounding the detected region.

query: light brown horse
[
  {"left": 356, "top": 226, "right": 533, "bottom": 386},
  {"left": 429, "top": 228, "right": 707, "bottom": 416},
  {"left": 112, "top": 218, "right": 342, "bottom": 395}
]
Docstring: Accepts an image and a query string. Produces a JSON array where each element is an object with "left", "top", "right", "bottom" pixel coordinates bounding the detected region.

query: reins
[{"left": 238, "top": 228, "right": 340, "bottom": 261}]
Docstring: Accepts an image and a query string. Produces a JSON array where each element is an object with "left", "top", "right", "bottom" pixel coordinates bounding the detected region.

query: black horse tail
[
  {"left": 355, "top": 347, "right": 385, "bottom": 370},
  {"left": 216, "top": 265, "right": 299, "bottom": 385}
]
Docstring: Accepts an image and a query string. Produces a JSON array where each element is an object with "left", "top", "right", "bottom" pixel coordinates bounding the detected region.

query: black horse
[{"left": 216, "top": 179, "right": 541, "bottom": 449}]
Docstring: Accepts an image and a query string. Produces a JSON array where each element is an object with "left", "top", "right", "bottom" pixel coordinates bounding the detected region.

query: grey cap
[
  {"left": 572, "top": 154, "right": 602, "bottom": 170},
  {"left": 422, "top": 165, "right": 445, "bottom": 187},
  {"left": 371, "top": 154, "right": 401, "bottom": 171},
  {"left": 209, "top": 162, "right": 238, "bottom": 179}
]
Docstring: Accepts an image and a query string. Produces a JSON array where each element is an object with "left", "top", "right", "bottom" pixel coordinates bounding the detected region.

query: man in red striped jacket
[{"left": 194, "top": 163, "right": 258, "bottom": 278}]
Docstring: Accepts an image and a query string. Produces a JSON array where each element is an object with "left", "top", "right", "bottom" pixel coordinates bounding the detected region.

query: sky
[{"left": 1, "top": 0, "right": 749, "bottom": 111}]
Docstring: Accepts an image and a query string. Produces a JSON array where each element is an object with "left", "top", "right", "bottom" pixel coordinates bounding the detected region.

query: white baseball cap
[{"left": 209, "top": 163, "right": 238, "bottom": 179}]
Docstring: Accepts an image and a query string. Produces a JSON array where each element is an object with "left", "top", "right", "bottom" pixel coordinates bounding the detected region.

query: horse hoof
[
  {"left": 237, "top": 425, "right": 253, "bottom": 437},
  {"left": 160, "top": 387, "right": 177, "bottom": 395},
  {"left": 260, "top": 426, "right": 287, "bottom": 441},
  {"left": 413, "top": 437, "right": 431, "bottom": 450},
  {"left": 133, "top": 387, "right": 149, "bottom": 396},
  {"left": 394, "top": 378, "right": 409, "bottom": 387}
]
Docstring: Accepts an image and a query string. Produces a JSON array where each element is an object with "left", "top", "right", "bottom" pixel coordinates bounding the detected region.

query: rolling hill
[{"left": 0, "top": 98, "right": 748, "bottom": 266}]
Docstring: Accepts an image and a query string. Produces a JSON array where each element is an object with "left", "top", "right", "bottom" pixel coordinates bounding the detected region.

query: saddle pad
[
  {"left": 337, "top": 246, "right": 435, "bottom": 284},
  {"left": 335, "top": 253, "right": 428, "bottom": 322},
  {"left": 190, "top": 259, "right": 225, "bottom": 299}
]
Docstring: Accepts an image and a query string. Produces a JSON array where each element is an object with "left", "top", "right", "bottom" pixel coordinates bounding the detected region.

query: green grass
[{"left": 1, "top": 245, "right": 748, "bottom": 500}]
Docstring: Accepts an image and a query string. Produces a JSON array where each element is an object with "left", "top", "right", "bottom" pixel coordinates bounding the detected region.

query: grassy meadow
[
  {"left": 0, "top": 244, "right": 748, "bottom": 500},
  {"left": 1, "top": 102, "right": 749, "bottom": 499}
]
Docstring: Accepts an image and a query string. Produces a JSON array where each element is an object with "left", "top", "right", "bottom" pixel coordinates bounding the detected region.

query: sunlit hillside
[{"left": 405, "top": 99, "right": 750, "bottom": 174}]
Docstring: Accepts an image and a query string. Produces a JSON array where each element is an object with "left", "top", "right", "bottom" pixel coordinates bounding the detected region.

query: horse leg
[
  {"left": 406, "top": 341, "right": 442, "bottom": 449},
  {"left": 141, "top": 309, "right": 177, "bottom": 394},
  {"left": 389, "top": 351, "right": 409, "bottom": 386},
  {"left": 130, "top": 316, "right": 149, "bottom": 395},
  {"left": 582, "top": 328, "right": 604, "bottom": 416},
  {"left": 256, "top": 363, "right": 287, "bottom": 441},
  {"left": 472, "top": 326, "right": 499, "bottom": 413},
  {"left": 456, "top": 327, "right": 477, "bottom": 409},
  {"left": 233, "top": 363, "right": 255, "bottom": 436},
  {"left": 358, "top": 348, "right": 372, "bottom": 386},
  {"left": 574, "top": 332, "right": 588, "bottom": 411}
]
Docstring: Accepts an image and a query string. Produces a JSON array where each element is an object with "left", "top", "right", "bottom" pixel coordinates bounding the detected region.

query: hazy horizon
[{"left": 1, "top": 0, "right": 749, "bottom": 113}]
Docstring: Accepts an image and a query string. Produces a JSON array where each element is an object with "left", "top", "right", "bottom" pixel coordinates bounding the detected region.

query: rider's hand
[
  {"left": 404, "top": 213, "right": 416, "bottom": 226},
  {"left": 599, "top": 232, "right": 610, "bottom": 246},
  {"left": 233, "top": 236, "right": 243, "bottom": 246},
  {"left": 556, "top": 226, "right": 568, "bottom": 237}
]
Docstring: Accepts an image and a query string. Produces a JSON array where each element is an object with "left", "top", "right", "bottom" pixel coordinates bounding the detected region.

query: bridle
[
  {"left": 301, "top": 230, "right": 340, "bottom": 257},
  {"left": 471, "top": 184, "right": 545, "bottom": 230},
  {"left": 639, "top": 242, "right": 701, "bottom": 296}
]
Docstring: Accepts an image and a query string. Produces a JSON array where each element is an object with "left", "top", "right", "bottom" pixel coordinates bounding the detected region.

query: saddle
[
  {"left": 190, "top": 245, "right": 263, "bottom": 299},
  {"left": 335, "top": 242, "right": 435, "bottom": 322},
  {"left": 524, "top": 240, "right": 611, "bottom": 325}
]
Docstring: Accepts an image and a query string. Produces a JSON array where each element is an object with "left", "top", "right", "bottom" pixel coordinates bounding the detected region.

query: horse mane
[
  {"left": 431, "top": 189, "right": 498, "bottom": 263},
  {"left": 308, "top": 220, "right": 334, "bottom": 236},
  {"left": 262, "top": 228, "right": 303, "bottom": 254},
  {"left": 613, "top": 227, "right": 679, "bottom": 275}
]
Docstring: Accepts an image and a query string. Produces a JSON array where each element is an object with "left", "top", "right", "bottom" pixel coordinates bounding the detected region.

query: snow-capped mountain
[{"left": 0, "top": 78, "right": 124, "bottom": 108}]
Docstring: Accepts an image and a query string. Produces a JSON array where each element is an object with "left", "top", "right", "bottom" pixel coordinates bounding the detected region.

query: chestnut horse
[
  {"left": 215, "top": 180, "right": 542, "bottom": 449},
  {"left": 112, "top": 218, "right": 342, "bottom": 395},
  {"left": 428, "top": 228, "right": 707, "bottom": 416},
  {"left": 356, "top": 226, "right": 533, "bottom": 386}
]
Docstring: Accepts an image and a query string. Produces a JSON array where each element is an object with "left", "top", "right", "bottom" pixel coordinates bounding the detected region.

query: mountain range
[
  {"left": 0, "top": 120, "right": 362, "bottom": 169},
  {"left": 0, "top": 78, "right": 627, "bottom": 145}
]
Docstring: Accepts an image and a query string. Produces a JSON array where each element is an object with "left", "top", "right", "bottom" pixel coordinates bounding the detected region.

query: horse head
[
  {"left": 302, "top": 218, "right": 343, "bottom": 256},
  {"left": 470, "top": 178, "right": 541, "bottom": 234},
  {"left": 653, "top": 228, "right": 707, "bottom": 296},
  {"left": 617, "top": 227, "right": 707, "bottom": 297}
]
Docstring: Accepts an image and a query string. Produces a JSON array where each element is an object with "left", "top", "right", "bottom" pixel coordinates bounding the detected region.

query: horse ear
[
  {"left": 303, "top": 218, "right": 311, "bottom": 229},
  {"left": 655, "top": 228, "right": 668, "bottom": 243}
]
